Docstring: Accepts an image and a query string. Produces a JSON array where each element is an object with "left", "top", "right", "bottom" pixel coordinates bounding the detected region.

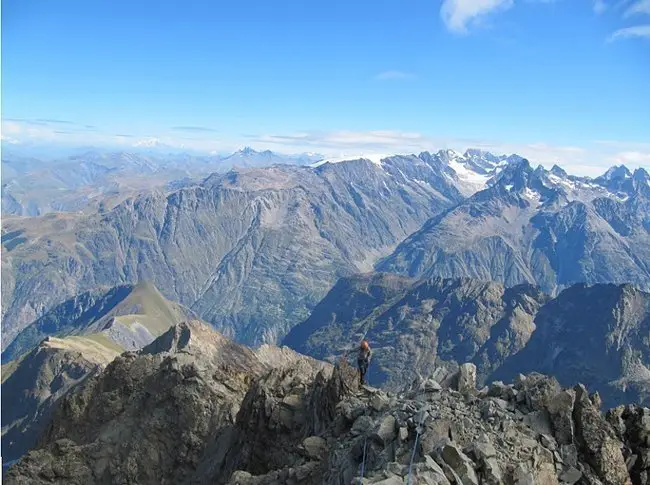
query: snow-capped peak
[{"left": 439, "top": 149, "right": 521, "bottom": 196}]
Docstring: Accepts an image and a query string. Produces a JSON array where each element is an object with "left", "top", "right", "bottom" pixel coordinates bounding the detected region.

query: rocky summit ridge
[{"left": 4, "top": 321, "right": 650, "bottom": 485}]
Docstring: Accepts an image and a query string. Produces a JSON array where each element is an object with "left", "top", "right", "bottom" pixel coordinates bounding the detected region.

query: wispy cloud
[
  {"left": 250, "top": 130, "right": 429, "bottom": 152},
  {"left": 374, "top": 70, "right": 417, "bottom": 81},
  {"left": 171, "top": 125, "right": 219, "bottom": 133},
  {"left": 34, "top": 118, "right": 74, "bottom": 125},
  {"left": 607, "top": 24, "right": 650, "bottom": 41},
  {"left": 610, "top": 150, "right": 650, "bottom": 166},
  {"left": 624, "top": 0, "right": 650, "bottom": 17},
  {"left": 440, "top": 0, "right": 514, "bottom": 34},
  {"left": 247, "top": 130, "right": 650, "bottom": 176},
  {"left": 2, "top": 117, "right": 94, "bottom": 129},
  {"left": 3, "top": 118, "right": 648, "bottom": 177},
  {"left": 437, "top": 0, "right": 650, "bottom": 41},
  {"left": 3, "top": 118, "right": 50, "bottom": 126}
]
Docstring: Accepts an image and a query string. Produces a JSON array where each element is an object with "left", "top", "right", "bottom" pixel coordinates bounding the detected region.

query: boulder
[
  {"left": 457, "top": 363, "right": 478, "bottom": 397},
  {"left": 470, "top": 440, "right": 502, "bottom": 484},
  {"left": 302, "top": 436, "right": 328, "bottom": 460},
  {"left": 352, "top": 415, "right": 375, "bottom": 436},
  {"left": 408, "top": 455, "right": 452, "bottom": 485},
  {"left": 547, "top": 389, "right": 576, "bottom": 446},
  {"left": 373, "top": 415, "right": 397, "bottom": 445},
  {"left": 440, "top": 443, "right": 479, "bottom": 485},
  {"left": 370, "top": 392, "right": 390, "bottom": 413},
  {"left": 419, "top": 419, "right": 456, "bottom": 457},
  {"left": 422, "top": 379, "right": 442, "bottom": 393},
  {"left": 559, "top": 466, "right": 582, "bottom": 484},
  {"left": 573, "top": 385, "right": 631, "bottom": 485}
]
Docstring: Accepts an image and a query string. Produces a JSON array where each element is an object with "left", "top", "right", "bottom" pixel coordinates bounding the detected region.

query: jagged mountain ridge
[
  {"left": 1, "top": 157, "right": 462, "bottom": 350},
  {"left": 283, "top": 273, "right": 548, "bottom": 390},
  {"left": 283, "top": 273, "right": 650, "bottom": 408},
  {"left": 3, "top": 151, "right": 648, "bottom": 350},
  {"left": 5, "top": 321, "right": 650, "bottom": 485},
  {"left": 377, "top": 159, "right": 650, "bottom": 295},
  {"left": 1, "top": 281, "right": 195, "bottom": 463},
  {"left": 1, "top": 337, "right": 112, "bottom": 463},
  {"left": 492, "top": 282, "right": 650, "bottom": 408},
  {"left": 2, "top": 281, "right": 195, "bottom": 364}
]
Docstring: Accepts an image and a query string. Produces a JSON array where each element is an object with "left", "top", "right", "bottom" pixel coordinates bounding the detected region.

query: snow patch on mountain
[
  {"left": 523, "top": 187, "right": 541, "bottom": 205},
  {"left": 447, "top": 157, "right": 491, "bottom": 186}
]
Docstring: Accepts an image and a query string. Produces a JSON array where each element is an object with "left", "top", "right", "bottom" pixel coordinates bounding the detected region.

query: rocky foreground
[{"left": 5, "top": 321, "right": 650, "bottom": 485}]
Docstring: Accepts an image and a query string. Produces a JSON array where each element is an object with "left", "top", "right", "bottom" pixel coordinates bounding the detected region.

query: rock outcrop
[
  {"left": 1, "top": 282, "right": 197, "bottom": 463},
  {"left": 5, "top": 322, "right": 648, "bottom": 485},
  {"left": 1, "top": 339, "right": 111, "bottom": 462}
]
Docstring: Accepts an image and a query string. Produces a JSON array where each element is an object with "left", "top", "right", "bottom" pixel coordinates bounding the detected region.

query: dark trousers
[{"left": 357, "top": 359, "right": 369, "bottom": 384}]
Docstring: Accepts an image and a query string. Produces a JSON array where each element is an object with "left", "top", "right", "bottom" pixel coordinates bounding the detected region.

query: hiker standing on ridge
[{"left": 357, "top": 340, "right": 372, "bottom": 386}]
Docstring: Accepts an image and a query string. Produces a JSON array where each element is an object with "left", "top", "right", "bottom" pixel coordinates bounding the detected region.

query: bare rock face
[
  {"left": 378, "top": 160, "right": 650, "bottom": 295},
  {"left": 606, "top": 405, "right": 650, "bottom": 485},
  {"left": 5, "top": 322, "right": 648, "bottom": 485},
  {"left": 457, "top": 363, "right": 477, "bottom": 397},
  {"left": 284, "top": 274, "right": 548, "bottom": 391},
  {"left": 2, "top": 159, "right": 461, "bottom": 350},
  {"left": 286, "top": 274, "right": 650, "bottom": 409},
  {"left": 1, "top": 342, "right": 107, "bottom": 463},
  {"left": 4, "top": 321, "right": 329, "bottom": 485},
  {"left": 572, "top": 384, "right": 631, "bottom": 485}
]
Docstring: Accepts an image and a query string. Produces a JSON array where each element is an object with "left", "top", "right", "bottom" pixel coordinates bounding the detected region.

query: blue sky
[{"left": 2, "top": 0, "right": 649, "bottom": 175}]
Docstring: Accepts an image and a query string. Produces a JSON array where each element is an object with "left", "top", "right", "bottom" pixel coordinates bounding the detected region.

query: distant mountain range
[
  {"left": 2, "top": 149, "right": 649, "bottom": 355},
  {"left": 378, "top": 158, "right": 650, "bottom": 295},
  {"left": 2, "top": 145, "right": 649, "bottom": 483},
  {"left": 1, "top": 153, "right": 463, "bottom": 351},
  {"left": 1, "top": 147, "right": 323, "bottom": 216}
]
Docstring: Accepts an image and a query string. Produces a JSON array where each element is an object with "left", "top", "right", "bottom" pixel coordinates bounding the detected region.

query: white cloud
[
  {"left": 440, "top": 0, "right": 514, "bottom": 33},
  {"left": 607, "top": 24, "right": 650, "bottom": 40},
  {"left": 3, "top": 119, "right": 649, "bottom": 177},
  {"left": 610, "top": 150, "right": 650, "bottom": 166},
  {"left": 374, "top": 71, "right": 417, "bottom": 81},
  {"left": 251, "top": 130, "right": 430, "bottom": 154},
  {"left": 624, "top": 0, "right": 650, "bottom": 17},
  {"left": 247, "top": 130, "right": 650, "bottom": 177},
  {"left": 436, "top": 0, "right": 650, "bottom": 42},
  {"left": 0, "top": 119, "right": 223, "bottom": 153}
]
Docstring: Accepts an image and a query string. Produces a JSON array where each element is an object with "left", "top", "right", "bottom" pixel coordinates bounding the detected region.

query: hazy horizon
[{"left": 2, "top": 0, "right": 649, "bottom": 177}]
